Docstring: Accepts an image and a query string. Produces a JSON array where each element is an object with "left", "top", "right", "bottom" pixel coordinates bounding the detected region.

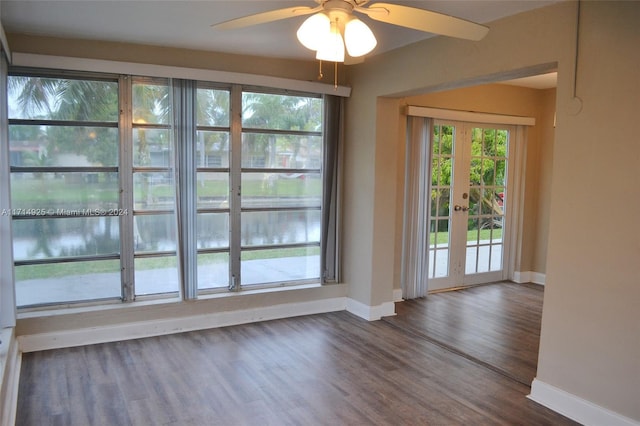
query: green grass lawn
[
  {"left": 11, "top": 175, "right": 322, "bottom": 208},
  {"left": 431, "top": 228, "right": 503, "bottom": 245}
]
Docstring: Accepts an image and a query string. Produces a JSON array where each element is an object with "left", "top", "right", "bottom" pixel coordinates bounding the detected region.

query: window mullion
[
  {"left": 229, "top": 84, "right": 242, "bottom": 291},
  {"left": 119, "top": 75, "right": 135, "bottom": 302},
  {"left": 173, "top": 79, "right": 199, "bottom": 300}
]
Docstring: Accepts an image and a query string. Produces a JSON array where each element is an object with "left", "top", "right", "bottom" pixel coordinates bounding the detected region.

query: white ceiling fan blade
[
  {"left": 212, "top": 6, "right": 319, "bottom": 31},
  {"left": 361, "top": 3, "right": 489, "bottom": 41}
]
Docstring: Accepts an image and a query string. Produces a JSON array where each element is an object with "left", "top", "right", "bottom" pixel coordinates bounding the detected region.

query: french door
[{"left": 428, "top": 121, "right": 516, "bottom": 291}]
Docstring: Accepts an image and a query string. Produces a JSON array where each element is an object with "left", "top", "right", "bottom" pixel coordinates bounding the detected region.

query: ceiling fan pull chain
[
  {"left": 318, "top": 60, "right": 324, "bottom": 80},
  {"left": 334, "top": 61, "right": 338, "bottom": 89}
]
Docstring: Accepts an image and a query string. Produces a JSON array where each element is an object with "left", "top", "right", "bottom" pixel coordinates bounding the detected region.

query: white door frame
[{"left": 405, "top": 106, "right": 534, "bottom": 291}]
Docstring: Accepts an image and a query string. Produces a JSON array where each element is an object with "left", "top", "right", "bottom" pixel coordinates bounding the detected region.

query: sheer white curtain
[{"left": 401, "top": 116, "right": 432, "bottom": 299}]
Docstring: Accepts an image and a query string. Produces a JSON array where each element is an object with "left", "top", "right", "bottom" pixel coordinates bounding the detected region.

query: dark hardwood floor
[
  {"left": 382, "top": 282, "right": 544, "bottom": 386},
  {"left": 17, "top": 282, "right": 576, "bottom": 425}
]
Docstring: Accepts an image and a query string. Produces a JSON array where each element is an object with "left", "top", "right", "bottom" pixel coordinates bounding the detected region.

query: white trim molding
[
  {"left": 18, "top": 297, "right": 347, "bottom": 353},
  {"left": 513, "top": 271, "right": 546, "bottom": 285},
  {"left": 529, "top": 379, "right": 640, "bottom": 426},
  {"left": 0, "top": 6, "right": 11, "bottom": 63},
  {"left": 11, "top": 53, "right": 351, "bottom": 97},
  {"left": 0, "top": 328, "right": 21, "bottom": 426},
  {"left": 18, "top": 295, "right": 399, "bottom": 352},
  {"left": 346, "top": 298, "right": 396, "bottom": 321},
  {"left": 406, "top": 105, "right": 535, "bottom": 126}
]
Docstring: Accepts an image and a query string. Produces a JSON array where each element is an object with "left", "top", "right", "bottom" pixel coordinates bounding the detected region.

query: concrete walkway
[{"left": 16, "top": 255, "right": 320, "bottom": 306}]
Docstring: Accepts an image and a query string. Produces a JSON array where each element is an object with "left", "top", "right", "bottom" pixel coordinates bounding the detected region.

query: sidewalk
[{"left": 16, "top": 255, "right": 320, "bottom": 307}]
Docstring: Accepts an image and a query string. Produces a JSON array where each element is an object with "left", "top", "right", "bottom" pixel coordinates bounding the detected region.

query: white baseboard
[
  {"left": 18, "top": 294, "right": 401, "bottom": 352},
  {"left": 0, "top": 328, "right": 21, "bottom": 426},
  {"left": 392, "top": 288, "right": 404, "bottom": 302},
  {"left": 346, "top": 298, "right": 396, "bottom": 321},
  {"left": 513, "top": 271, "right": 546, "bottom": 285},
  {"left": 529, "top": 379, "right": 640, "bottom": 426},
  {"left": 18, "top": 297, "right": 347, "bottom": 353}
]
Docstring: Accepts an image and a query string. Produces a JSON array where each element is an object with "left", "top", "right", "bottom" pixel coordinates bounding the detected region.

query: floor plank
[
  {"left": 383, "top": 281, "right": 544, "bottom": 385},
  {"left": 17, "top": 284, "right": 575, "bottom": 425}
]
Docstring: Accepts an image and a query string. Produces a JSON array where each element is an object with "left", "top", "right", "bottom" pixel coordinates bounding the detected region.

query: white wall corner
[
  {"left": 513, "top": 271, "right": 546, "bottom": 285},
  {"left": 0, "top": 328, "right": 21, "bottom": 426},
  {"left": 393, "top": 288, "right": 404, "bottom": 302},
  {"left": 346, "top": 298, "right": 396, "bottom": 321},
  {"left": 529, "top": 379, "right": 640, "bottom": 426}
]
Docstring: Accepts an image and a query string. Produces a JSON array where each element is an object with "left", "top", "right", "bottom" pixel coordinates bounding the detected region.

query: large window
[
  {"left": 8, "top": 71, "right": 334, "bottom": 308},
  {"left": 131, "top": 78, "right": 179, "bottom": 298},
  {"left": 9, "top": 74, "right": 122, "bottom": 306},
  {"left": 239, "top": 91, "right": 322, "bottom": 286},
  {"left": 196, "top": 83, "right": 230, "bottom": 291}
]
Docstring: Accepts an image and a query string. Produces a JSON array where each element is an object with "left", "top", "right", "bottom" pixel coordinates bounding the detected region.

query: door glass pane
[
  {"left": 490, "top": 245, "right": 503, "bottom": 271},
  {"left": 428, "top": 124, "right": 455, "bottom": 280},
  {"left": 431, "top": 188, "right": 450, "bottom": 217},
  {"left": 465, "top": 127, "right": 509, "bottom": 277},
  {"left": 431, "top": 158, "right": 440, "bottom": 186},
  {"left": 429, "top": 218, "right": 450, "bottom": 279},
  {"left": 467, "top": 245, "right": 491, "bottom": 274},
  {"left": 467, "top": 218, "right": 480, "bottom": 246}
]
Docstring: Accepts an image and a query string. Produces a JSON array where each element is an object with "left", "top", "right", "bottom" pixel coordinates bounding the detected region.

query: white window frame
[{"left": 9, "top": 66, "right": 339, "bottom": 309}]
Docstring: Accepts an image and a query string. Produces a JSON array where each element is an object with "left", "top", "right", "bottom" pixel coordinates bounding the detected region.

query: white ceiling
[{"left": 1, "top": 1, "right": 561, "bottom": 62}]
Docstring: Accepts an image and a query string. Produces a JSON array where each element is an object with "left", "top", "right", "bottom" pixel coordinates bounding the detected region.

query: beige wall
[
  {"left": 345, "top": 0, "right": 639, "bottom": 420},
  {"left": 7, "top": 33, "right": 330, "bottom": 84},
  {"left": 536, "top": 1, "right": 640, "bottom": 418},
  {"left": 6, "top": 0, "right": 640, "bottom": 421},
  {"left": 534, "top": 88, "right": 556, "bottom": 273}
]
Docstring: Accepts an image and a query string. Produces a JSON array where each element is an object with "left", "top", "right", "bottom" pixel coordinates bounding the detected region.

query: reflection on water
[{"left": 14, "top": 214, "right": 321, "bottom": 259}]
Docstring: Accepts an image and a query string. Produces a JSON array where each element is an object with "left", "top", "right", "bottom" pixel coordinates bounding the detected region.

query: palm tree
[{"left": 242, "top": 92, "right": 321, "bottom": 168}]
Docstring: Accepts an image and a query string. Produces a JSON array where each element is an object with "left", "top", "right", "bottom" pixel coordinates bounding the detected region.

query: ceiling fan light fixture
[
  {"left": 296, "top": 12, "right": 330, "bottom": 51},
  {"left": 344, "top": 18, "right": 377, "bottom": 57},
  {"left": 315, "top": 20, "right": 345, "bottom": 62}
]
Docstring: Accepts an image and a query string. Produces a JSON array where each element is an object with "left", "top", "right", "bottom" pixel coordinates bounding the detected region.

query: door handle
[{"left": 454, "top": 205, "right": 469, "bottom": 212}]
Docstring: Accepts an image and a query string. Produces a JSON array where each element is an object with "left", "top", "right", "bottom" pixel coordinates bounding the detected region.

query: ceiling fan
[{"left": 211, "top": 0, "right": 489, "bottom": 63}]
